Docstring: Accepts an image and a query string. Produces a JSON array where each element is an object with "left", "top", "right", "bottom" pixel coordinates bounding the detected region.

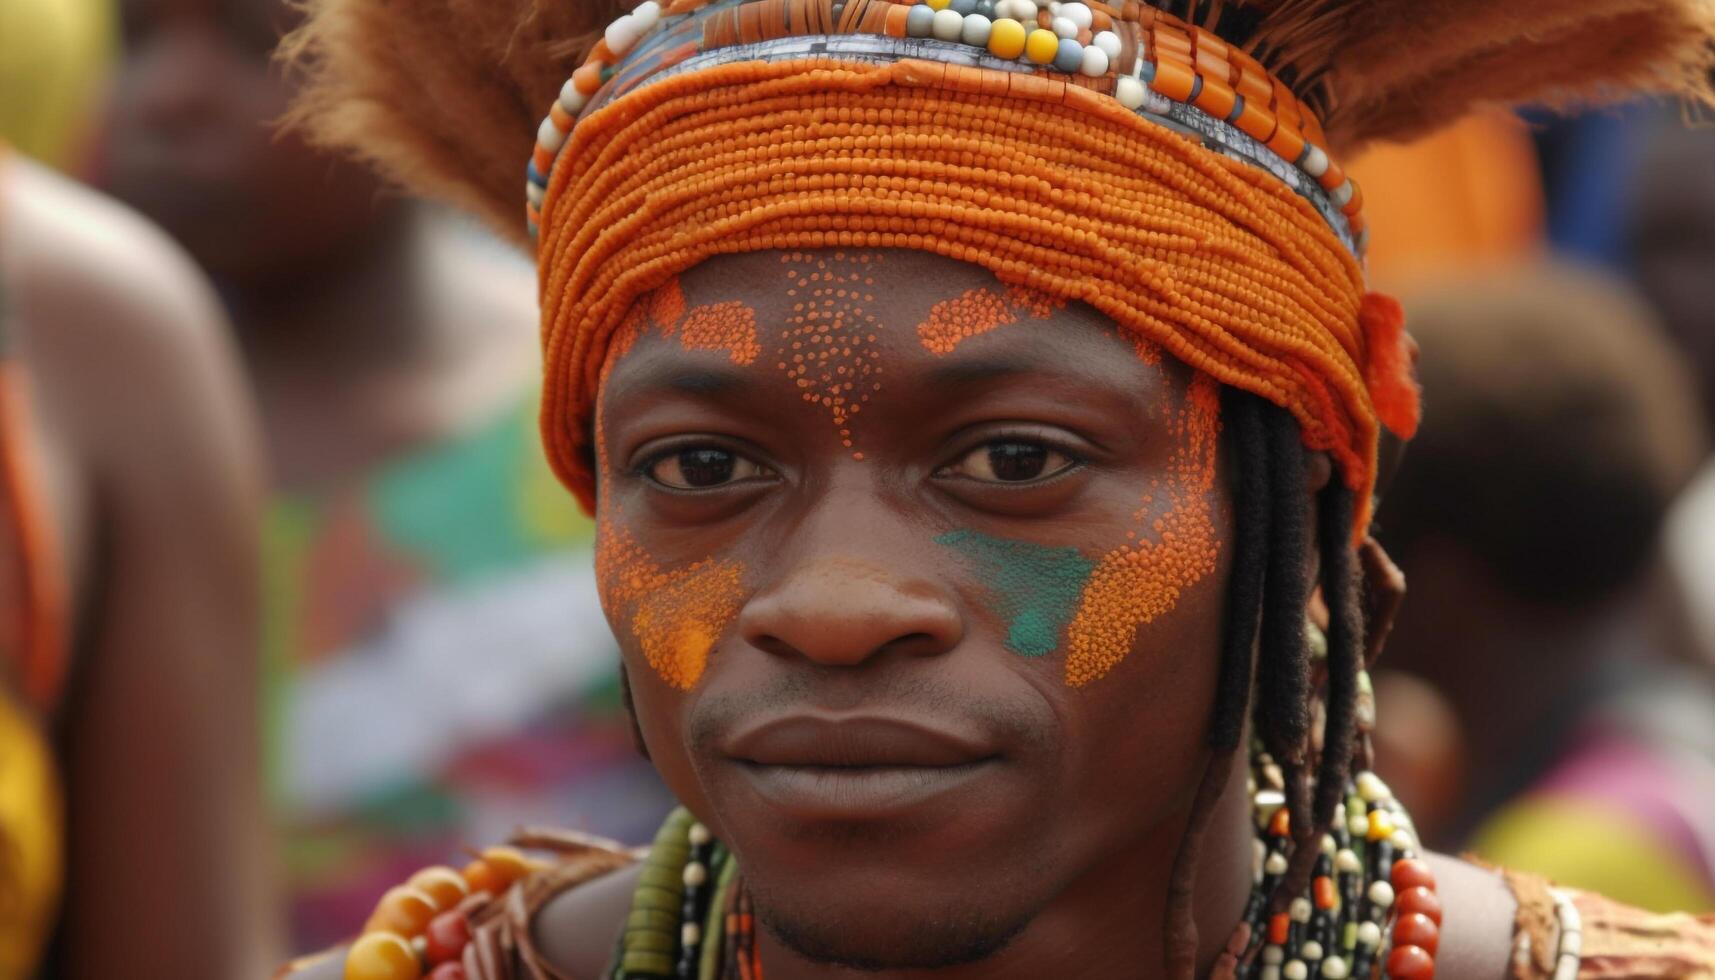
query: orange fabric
[
  {"left": 537, "top": 57, "right": 1399, "bottom": 536},
  {"left": 0, "top": 360, "right": 65, "bottom": 711}
]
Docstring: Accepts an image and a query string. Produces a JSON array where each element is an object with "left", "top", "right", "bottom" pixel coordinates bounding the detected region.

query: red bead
[
  {"left": 1391, "top": 858, "right": 1436, "bottom": 891},
  {"left": 1393, "top": 912, "right": 1440, "bottom": 955},
  {"left": 423, "top": 910, "right": 472, "bottom": 965},
  {"left": 1396, "top": 885, "right": 1443, "bottom": 925},
  {"left": 1268, "top": 912, "right": 1290, "bottom": 945},
  {"left": 1386, "top": 943, "right": 1435, "bottom": 980},
  {"left": 426, "top": 964, "right": 468, "bottom": 980}
]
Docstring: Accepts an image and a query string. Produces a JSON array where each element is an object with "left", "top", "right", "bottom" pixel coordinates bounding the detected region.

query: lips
[{"left": 722, "top": 715, "right": 1003, "bottom": 819}]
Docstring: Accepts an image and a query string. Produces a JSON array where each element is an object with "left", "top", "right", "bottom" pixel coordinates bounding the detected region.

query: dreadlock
[{"left": 1163, "top": 389, "right": 1367, "bottom": 979}]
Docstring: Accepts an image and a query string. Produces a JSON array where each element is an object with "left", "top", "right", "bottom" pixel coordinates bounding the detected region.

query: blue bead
[
  {"left": 906, "top": 3, "right": 935, "bottom": 37},
  {"left": 527, "top": 159, "right": 547, "bottom": 187},
  {"left": 1052, "top": 36, "right": 1083, "bottom": 73},
  {"left": 1139, "top": 60, "right": 1156, "bottom": 82},
  {"left": 951, "top": 0, "right": 978, "bottom": 15},
  {"left": 974, "top": 0, "right": 995, "bottom": 17},
  {"left": 1227, "top": 94, "right": 1246, "bottom": 122}
]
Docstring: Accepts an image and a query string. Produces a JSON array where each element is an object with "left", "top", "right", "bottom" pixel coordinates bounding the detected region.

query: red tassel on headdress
[{"left": 1359, "top": 292, "right": 1419, "bottom": 441}]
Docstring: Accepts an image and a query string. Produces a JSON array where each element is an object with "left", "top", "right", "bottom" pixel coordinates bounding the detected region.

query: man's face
[
  {"left": 102, "top": 0, "right": 386, "bottom": 288},
  {"left": 594, "top": 249, "right": 1234, "bottom": 970}
]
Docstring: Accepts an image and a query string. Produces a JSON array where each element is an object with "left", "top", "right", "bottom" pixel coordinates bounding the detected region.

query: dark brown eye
[
  {"left": 647, "top": 447, "right": 769, "bottom": 489},
  {"left": 944, "top": 441, "right": 1076, "bottom": 483}
]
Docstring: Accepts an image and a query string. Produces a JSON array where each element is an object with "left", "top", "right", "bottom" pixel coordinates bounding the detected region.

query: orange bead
[
  {"left": 365, "top": 886, "right": 438, "bottom": 938},
  {"left": 1386, "top": 944, "right": 1436, "bottom": 980},
  {"left": 1232, "top": 99, "right": 1277, "bottom": 144},
  {"left": 1192, "top": 76, "right": 1237, "bottom": 122},
  {"left": 407, "top": 867, "right": 470, "bottom": 912},
  {"left": 461, "top": 859, "right": 506, "bottom": 897},
  {"left": 1394, "top": 912, "right": 1440, "bottom": 955},
  {"left": 1268, "top": 912, "right": 1290, "bottom": 946},
  {"left": 1265, "top": 122, "right": 1305, "bottom": 165},
  {"left": 572, "top": 62, "right": 606, "bottom": 96},
  {"left": 344, "top": 933, "right": 422, "bottom": 980},
  {"left": 479, "top": 847, "right": 533, "bottom": 886},
  {"left": 1391, "top": 858, "right": 1436, "bottom": 892},
  {"left": 1313, "top": 875, "right": 1337, "bottom": 910},
  {"left": 1267, "top": 806, "right": 1290, "bottom": 838},
  {"left": 1149, "top": 57, "right": 1196, "bottom": 102},
  {"left": 1396, "top": 885, "right": 1443, "bottom": 925}
]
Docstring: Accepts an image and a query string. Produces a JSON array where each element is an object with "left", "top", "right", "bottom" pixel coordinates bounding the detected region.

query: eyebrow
[
  {"left": 925, "top": 355, "right": 1043, "bottom": 389},
  {"left": 604, "top": 362, "right": 751, "bottom": 404}
]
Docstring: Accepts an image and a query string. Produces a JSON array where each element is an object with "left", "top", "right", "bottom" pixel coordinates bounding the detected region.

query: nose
[{"left": 738, "top": 556, "right": 963, "bottom": 667}]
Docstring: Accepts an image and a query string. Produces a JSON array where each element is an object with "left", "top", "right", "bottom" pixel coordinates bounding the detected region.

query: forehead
[{"left": 599, "top": 248, "right": 1185, "bottom": 408}]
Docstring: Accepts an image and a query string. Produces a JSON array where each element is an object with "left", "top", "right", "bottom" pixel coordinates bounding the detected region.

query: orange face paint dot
[
  {"left": 776, "top": 252, "right": 886, "bottom": 447},
  {"left": 1064, "top": 372, "right": 1222, "bottom": 687},
  {"left": 679, "top": 301, "right": 761, "bottom": 364}
]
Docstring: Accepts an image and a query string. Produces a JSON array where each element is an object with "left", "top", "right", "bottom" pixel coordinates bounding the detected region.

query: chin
[{"left": 753, "top": 880, "right": 1038, "bottom": 971}]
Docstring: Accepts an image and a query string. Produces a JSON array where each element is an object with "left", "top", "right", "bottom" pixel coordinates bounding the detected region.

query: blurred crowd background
[{"left": 2, "top": 0, "right": 1714, "bottom": 974}]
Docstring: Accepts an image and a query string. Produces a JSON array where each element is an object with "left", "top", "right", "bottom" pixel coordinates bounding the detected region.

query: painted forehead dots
[{"left": 527, "top": 0, "right": 1363, "bottom": 255}]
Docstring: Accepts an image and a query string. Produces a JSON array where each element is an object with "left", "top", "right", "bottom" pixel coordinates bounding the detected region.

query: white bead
[
  {"left": 681, "top": 922, "right": 701, "bottom": 946},
  {"left": 1252, "top": 839, "right": 1267, "bottom": 879},
  {"left": 1321, "top": 956, "right": 1350, "bottom": 979},
  {"left": 537, "top": 117, "right": 567, "bottom": 153},
  {"left": 1302, "top": 143, "right": 1330, "bottom": 177},
  {"left": 1302, "top": 941, "right": 1324, "bottom": 961},
  {"left": 1061, "top": 1, "right": 1092, "bottom": 27},
  {"left": 604, "top": 13, "right": 645, "bottom": 55},
  {"left": 1391, "top": 829, "right": 1416, "bottom": 852},
  {"left": 1335, "top": 849, "right": 1361, "bottom": 874},
  {"left": 1091, "top": 29, "right": 1121, "bottom": 58},
  {"left": 1560, "top": 930, "right": 1582, "bottom": 957},
  {"left": 1115, "top": 74, "right": 1145, "bottom": 108},
  {"left": 960, "top": 12, "right": 992, "bottom": 44},
  {"left": 1260, "top": 968, "right": 1281, "bottom": 980},
  {"left": 1290, "top": 897, "right": 1312, "bottom": 922},
  {"left": 559, "top": 79, "right": 588, "bottom": 114},
  {"left": 1367, "top": 880, "right": 1395, "bottom": 907},
  {"left": 1356, "top": 771, "right": 1391, "bottom": 804},
  {"left": 1347, "top": 813, "right": 1368, "bottom": 837},
  {"left": 633, "top": 0, "right": 662, "bottom": 28},
  {"left": 1265, "top": 852, "right": 1288, "bottom": 875},
  {"left": 1553, "top": 954, "right": 1580, "bottom": 980},
  {"left": 1320, "top": 834, "right": 1337, "bottom": 856},
  {"left": 683, "top": 862, "right": 708, "bottom": 887},
  {"left": 932, "top": 8, "right": 965, "bottom": 40},
  {"left": 1004, "top": 0, "right": 1033, "bottom": 21},
  {"left": 1331, "top": 179, "right": 1355, "bottom": 207},
  {"left": 1048, "top": 1, "right": 1061, "bottom": 11},
  {"left": 1051, "top": 15, "right": 1077, "bottom": 37},
  {"left": 1263, "top": 946, "right": 1285, "bottom": 965},
  {"left": 1078, "top": 45, "right": 1107, "bottom": 75},
  {"left": 526, "top": 181, "right": 546, "bottom": 207},
  {"left": 1356, "top": 921, "right": 1382, "bottom": 948},
  {"left": 688, "top": 823, "right": 712, "bottom": 845},
  {"left": 1284, "top": 961, "right": 1308, "bottom": 980}
]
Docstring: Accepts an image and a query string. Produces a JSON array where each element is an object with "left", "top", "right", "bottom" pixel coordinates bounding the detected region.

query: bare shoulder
[
  {"left": 1427, "top": 851, "right": 1517, "bottom": 980},
  {"left": 528, "top": 859, "right": 641, "bottom": 979}
]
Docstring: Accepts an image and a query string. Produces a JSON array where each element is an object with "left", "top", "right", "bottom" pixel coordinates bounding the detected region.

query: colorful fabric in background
[
  {"left": 265, "top": 391, "right": 672, "bottom": 951},
  {"left": 1471, "top": 663, "right": 1715, "bottom": 915},
  {"left": 0, "top": 0, "right": 112, "bottom": 170}
]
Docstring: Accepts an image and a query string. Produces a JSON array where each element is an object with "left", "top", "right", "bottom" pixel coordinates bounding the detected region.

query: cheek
[
  {"left": 1064, "top": 372, "right": 1226, "bottom": 687},
  {"left": 596, "top": 518, "right": 747, "bottom": 690},
  {"left": 936, "top": 530, "right": 1095, "bottom": 658}
]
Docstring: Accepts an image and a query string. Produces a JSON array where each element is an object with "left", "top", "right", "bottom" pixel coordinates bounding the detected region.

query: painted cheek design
[
  {"left": 774, "top": 252, "right": 884, "bottom": 458},
  {"left": 936, "top": 529, "right": 1095, "bottom": 657},
  {"left": 916, "top": 285, "right": 1067, "bottom": 355},
  {"left": 596, "top": 520, "right": 746, "bottom": 690},
  {"left": 1063, "top": 371, "right": 1223, "bottom": 687}
]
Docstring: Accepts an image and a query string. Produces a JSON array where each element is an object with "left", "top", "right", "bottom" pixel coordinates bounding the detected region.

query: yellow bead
[
  {"left": 1024, "top": 28, "right": 1060, "bottom": 64},
  {"left": 344, "top": 933, "right": 421, "bottom": 980},
  {"left": 364, "top": 886, "right": 438, "bottom": 938},
  {"left": 406, "top": 867, "right": 469, "bottom": 912},
  {"left": 1366, "top": 809, "right": 1395, "bottom": 843},
  {"left": 987, "top": 17, "right": 1028, "bottom": 58},
  {"left": 926, "top": 0, "right": 953, "bottom": 10}
]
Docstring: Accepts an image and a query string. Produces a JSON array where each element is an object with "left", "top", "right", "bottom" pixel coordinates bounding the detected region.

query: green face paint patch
[{"left": 936, "top": 529, "right": 1096, "bottom": 658}]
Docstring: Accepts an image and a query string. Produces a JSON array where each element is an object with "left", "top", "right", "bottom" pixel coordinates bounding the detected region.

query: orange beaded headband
[{"left": 530, "top": 0, "right": 1421, "bottom": 539}]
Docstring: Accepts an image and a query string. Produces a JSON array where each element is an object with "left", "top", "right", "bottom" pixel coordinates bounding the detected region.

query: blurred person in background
[
  {"left": 1631, "top": 120, "right": 1715, "bottom": 669},
  {"left": 3, "top": 131, "right": 273, "bottom": 980},
  {"left": 1376, "top": 263, "right": 1715, "bottom": 913},
  {"left": 96, "top": 0, "right": 671, "bottom": 950},
  {"left": 3, "top": 0, "right": 277, "bottom": 974}
]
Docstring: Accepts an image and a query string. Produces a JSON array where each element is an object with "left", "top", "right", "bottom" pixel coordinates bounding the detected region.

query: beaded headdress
[{"left": 285, "top": 0, "right": 1715, "bottom": 534}]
